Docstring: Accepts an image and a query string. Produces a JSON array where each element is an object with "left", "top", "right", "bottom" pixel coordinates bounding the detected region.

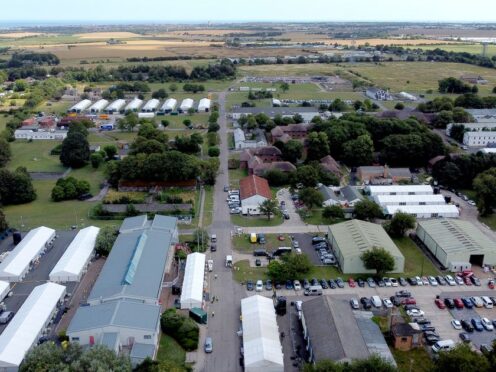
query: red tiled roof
[{"left": 239, "top": 175, "right": 272, "bottom": 200}]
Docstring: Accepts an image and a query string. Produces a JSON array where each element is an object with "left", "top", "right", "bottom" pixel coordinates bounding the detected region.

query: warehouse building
[
  {"left": 0, "top": 283, "right": 66, "bottom": 370},
  {"left": 159, "top": 98, "right": 177, "bottom": 114},
  {"left": 416, "top": 219, "right": 496, "bottom": 270},
  {"left": 68, "top": 99, "right": 92, "bottom": 113},
  {"left": 463, "top": 131, "right": 496, "bottom": 147},
  {"left": 385, "top": 204, "right": 459, "bottom": 219},
  {"left": 241, "top": 295, "right": 284, "bottom": 372},
  {"left": 179, "top": 98, "right": 194, "bottom": 113},
  {"left": 180, "top": 252, "right": 206, "bottom": 309},
  {"left": 328, "top": 220, "right": 404, "bottom": 274},
  {"left": 0, "top": 226, "right": 56, "bottom": 282},
  {"left": 197, "top": 98, "right": 211, "bottom": 112},
  {"left": 105, "top": 99, "right": 126, "bottom": 114},
  {"left": 49, "top": 226, "right": 100, "bottom": 283},
  {"left": 374, "top": 194, "right": 446, "bottom": 207},
  {"left": 365, "top": 185, "right": 433, "bottom": 197},
  {"left": 88, "top": 99, "right": 109, "bottom": 113},
  {"left": 142, "top": 99, "right": 160, "bottom": 112},
  {"left": 125, "top": 98, "right": 143, "bottom": 112}
]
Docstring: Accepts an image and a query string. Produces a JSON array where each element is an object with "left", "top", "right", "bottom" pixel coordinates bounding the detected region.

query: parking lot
[{"left": 291, "top": 233, "right": 333, "bottom": 266}]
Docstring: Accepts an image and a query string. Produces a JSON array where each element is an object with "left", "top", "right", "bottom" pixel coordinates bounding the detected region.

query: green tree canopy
[
  {"left": 322, "top": 205, "right": 345, "bottom": 220},
  {"left": 306, "top": 132, "right": 330, "bottom": 161},
  {"left": 60, "top": 131, "right": 90, "bottom": 168},
  {"left": 354, "top": 199, "right": 383, "bottom": 221},
  {"left": 282, "top": 140, "right": 303, "bottom": 164},
  {"left": 361, "top": 247, "right": 395, "bottom": 277},
  {"left": 95, "top": 226, "right": 118, "bottom": 256},
  {"left": 298, "top": 187, "right": 324, "bottom": 210},
  {"left": 267, "top": 253, "right": 312, "bottom": 282},
  {"left": 385, "top": 212, "right": 416, "bottom": 237},
  {"left": 434, "top": 343, "right": 490, "bottom": 372},
  {"left": 0, "top": 138, "right": 11, "bottom": 167},
  {"left": 259, "top": 199, "right": 279, "bottom": 220},
  {"left": 474, "top": 168, "right": 496, "bottom": 216}
]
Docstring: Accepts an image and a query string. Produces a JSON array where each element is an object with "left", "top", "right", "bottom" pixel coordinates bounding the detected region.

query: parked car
[
  {"left": 471, "top": 318, "right": 484, "bottom": 332},
  {"left": 357, "top": 278, "right": 365, "bottom": 287},
  {"left": 320, "top": 279, "right": 328, "bottom": 289},
  {"left": 266, "top": 280, "right": 273, "bottom": 291},
  {"left": 246, "top": 280, "right": 254, "bottom": 291},
  {"left": 255, "top": 259, "right": 261, "bottom": 267},
  {"left": 366, "top": 277, "right": 376, "bottom": 288},
  {"left": 204, "top": 337, "right": 213, "bottom": 353},
  {"left": 464, "top": 276, "right": 473, "bottom": 286},
  {"left": 444, "top": 298, "right": 455, "bottom": 309},
  {"left": 383, "top": 298, "right": 393, "bottom": 308},
  {"left": 481, "top": 317, "right": 494, "bottom": 331},
  {"left": 377, "top": 278, "right": 386, "bottom": 287},
  {"left": 436, "top": 276, "right": 447, "bottom": 286},
  {"left": 302, "top": 279, "right": 310, "bottom": 290},
  {"left": 415, "top": 276, "right": 423, "bottom": 286},
  {"left": 421, "top": 276, "right": 429, "bottom": 286},
  {"left": 390, "top": 278, "right": 399, "bottom": 287},
  {"left": 462, "top": 297, "right": 474, "bottom": 309},
  {"left": 408, "top": 277, "right": 418, "bottom": 286},
  {"left": 398, "top": 277, "right": 408, "bottom": 286},
  {"left": 471, "top": 276, "right": 481, "bottom": 286},
  {"left": 454, "top": 298, "right": 464, "bottom": 309},
  {"left": 428, "top": 276, "right": 438, "bottom": 286},
  {"left": 435, "top": 299, "right": 446, "bottom": 309},
  {"left": 348, "top": 278, "right": 356, "bottom": 288},
  {"left": 461, "top": 320, "right": 474, "bottom": 332},
  {"left": 395, "top": 290, "right": 412, "bottom": 298},
  {"left": 285, "top": 280, "right": 294, "bottom": 290},
  {"left": 454, "top": 276, "right": 464, "bottom": 285},
  {"left": 445, "top": 275, "right": 456, "bottom": 286},
  {"left": 402, "top": 297, "right": 417, "bottom": 305},
  {"left": 383, "top": 277, "right": 392, "bottom": 287},
  {"left": 336, "top": 278, "right": 345, "bottom": 288},
  {"left": 360, "top": 297, "right": 372, "bottom": 310},
  {"left": 350, "top": 298, "right": 360, "bottom": 310},
  {"left": 256, "top": 280, "right": 263, "bottom": 292},
  {"left": 312, "top": 236, "right": 326, "bottom": 244},
  {"left": 407, "top": 309, "right": 425, "bottom": 317},
  {"left": 451, "top": 319, "right": 462, "bottom": 330},
  {"left": 328, "top": 279, "right": 337, "bottom": 289},
  {"left": 459, "top": 333, "right": 471, "bottom": 343},
  {"left": 470, "top": 296, "right": 484, "bottom": 308},
  {"left": 293, "top": 280, "right": 301, "bottom": 291}
]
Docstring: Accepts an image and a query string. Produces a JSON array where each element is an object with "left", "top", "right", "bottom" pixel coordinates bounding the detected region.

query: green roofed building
[
  {"left": 328, "top": 220, "right": 404, "bottom": 274},
  {"left": 416, "top": 219, "right": 496, "bottom": 270}
]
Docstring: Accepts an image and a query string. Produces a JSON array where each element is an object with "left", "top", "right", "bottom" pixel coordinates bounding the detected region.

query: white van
[
  {"left": 207, "top": 259, "right": 213, "bottom": 272},
  {"left": 225, "top": 255, "right": 232, "bottom": 268},
  {"left": 304, "top": 285, "right": 323, "bottom": 296},
  {"left": 482, "top": 296, "right": 493, "bottom": 309},
  {"left": 432, "top": 339, "right": 455, "bottom": 353},
  {"left": 371, "top": 295, "right": 382, "bottom": 308},
  {"left": 211, "top": 234, "right": 217, "bottom": 243}
]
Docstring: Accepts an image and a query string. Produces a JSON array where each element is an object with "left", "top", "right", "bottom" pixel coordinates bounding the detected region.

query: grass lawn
[
  {"left": 69, "top": 165, "right": 106, "bottom": 195},
  {"left": 228, "top": 168, "right": 248, "bottom": 186},
  {"left": 232, "top": 233, "right": 291, "bottom": 253},
  {"left": 202, "top": 186, "right": 214, "bottom": 228},
  {"left": 162, "top": 113, "right": 209, "bottom": 130},
  {"left": 299, "top": 208, "right": 344, "bottom": 226},
  {"left": 391, "top": 348, "right": 434, "bottom": 372},
  {"left": 393, "top": 237, "right": 439, "bottom": 277},
  {"left": 36, "top": 100, "right": 72, "bottom": 114},
  {"left": 480, "top": 215, "right": 496, "bottom": 231},
  {"left": 231, "top": 214, "right": 283, "bottom": 227},
  {"left": 413, "top": 43, "right": 496, "bottom": 57},
  {"left": 0, "top": 114, "right": 9, "bottom": 132},
  {"left": 8, "top": 140, "right": 66, "bottom": 173},
  {"left": 156, "top": 333, "right": 187, "bottom": 371}
]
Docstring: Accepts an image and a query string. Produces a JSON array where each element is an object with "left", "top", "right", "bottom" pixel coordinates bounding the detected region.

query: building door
[{"left": 470, "top": 255, "right": 484, "bottom": 266}]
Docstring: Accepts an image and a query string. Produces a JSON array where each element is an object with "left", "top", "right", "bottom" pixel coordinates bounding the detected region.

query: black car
[
  {"left": 461, "top": 319, "right": 474, "bottom": 332},
  {"left": 283, "top": 212, "right": 290, "bottom": 220},
  {"left": 420, "top": 325, "right": 435, "bottom": 332},
  {"left": 377, "top": 279, "right": 385, "bottom": 287},
  {"left": 462, "top": 297, "right": 474, "bottom": 309},
  {"left": 275, "top": 281, "right": 282, "bottom": 290},
  {"left": 285, "top": 280, "right": 294, "bottom": 290},
  {"left": 336, "top": 278, "right": 345, "bottom": 288},
  {"left": 398, "top": 277, "right": 408, "bottom": 286},
  {"left": 471, "top": 318, "right": 484, "bottom": 332},
  {"left": 424, "top": 330, "right": 440, "bottom": 338},
  {"left": 444, "top": 298, "right": 455, "bottom": 309},
  {"left": 425, "top": 335, "right": 440, "bottom": 345},
  {"left": 404, "top": 304, "right": 420, "bottom": 311},
  {"left": 459, "top": 333, "right": 471, "bottom": 343},
  {"left": 313, "top": 242, "right": 328, "bottom": 250},
  {"left": 246, "top": 280, "right": 254, "bottom": 291},
  {"left": 357, "top": 278, "right": 365, "bottom": 288},
  {"left": 210, "top": 244, "right": 217, "bottom": 252},
  {"left": 390, "top": 296, "right": 402, "bottom": 307},
  {"left": 328, "top": 279, "right": 337, "bottom": 289},
  {"left": 320, "top": 279, "right": 328, "bottom": 289},
  {"left": 470, "top": 276, "right": 481, "bottom": 286},
  {"left": 408, "top": 277, "right": 418, "bottom": 286},
  {"left": 360, "top": 297, "right": 372, "bottom": 310},
  {"left": 310, "top": 278, "right": 319, "bottom": 286},
  {"left": 395, "top": 290, "right": 412, "bottom": 298},
  {"left": 415, "top": 319, "right": 431, "bottom": 325}
]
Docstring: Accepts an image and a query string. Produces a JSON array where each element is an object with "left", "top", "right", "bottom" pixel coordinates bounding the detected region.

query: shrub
[
  {"left": 95, "top": 226, "right": 118, "bottom": 256},
  {"left": 208, "top": 146, "right": 220, "bottom": 157},
  {"left": 50, "top": 144, "right": 63, "bottom": 155},
  {"left": 51, "top": 177, "right": 90, "bottom": 202},
  {"left": 160, "top": 308, "right": 199, "bottom": 351}
]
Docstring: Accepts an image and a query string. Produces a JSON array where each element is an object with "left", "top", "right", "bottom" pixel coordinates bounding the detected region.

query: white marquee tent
[
  {"left": 0, "top": 281, "right": 10, "bottom": 302},
  {"left": 180, "top": 253, "right": 205, "bottom": 309},
  {"left": 0, "top": 282, "right": 66, "bottom": 370},
  {"left": 241, "top": 295, "right": 284, "bottom": 372},
  {"left": 0, "top": 226, "right": 55, "bottom": 282},
  {"left": 49, "top": 226, "right": 100, "bottom": 282}
]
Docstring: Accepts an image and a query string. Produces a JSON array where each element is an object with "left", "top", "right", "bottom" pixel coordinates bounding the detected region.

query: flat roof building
[
  {"left": 374, "top": 194, "right": 446, "bottom": 206},
  {"left": 416, "top": 219, "right": 496, "bottom": 269},
  {"left": 328, "top": 220, "right": 404, "bottom": 274},
  {"left": 232, "top": 107, "right": 319, "bottom": 123},
  {"left": 365, "top": 185, "right": 433, "bottom": 197},
  {"left": 180, "top": 253, "right": 206, "bottom": 309},
  {"left": 385, "top": 204, "right": 459, "bottom": 219}
]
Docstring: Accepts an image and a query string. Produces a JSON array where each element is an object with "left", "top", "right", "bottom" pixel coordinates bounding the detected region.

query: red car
[
  {"left": 348, "top": 278, "right": 356, "bottom": 288},
  {"left": 488, "top": 280, "right": 495, "bottom": 289},
  {"left": 464, "top": 277, "right": 473, "bottom": 286},
  {"left": 453, "top": 298, "right": 464, "bottom": 309},
  {"left": 435, "top": 299, "right": 446, "bottom": 309},
  {"left": 402, "top": 297, "right": 416, "bottom": 305}
]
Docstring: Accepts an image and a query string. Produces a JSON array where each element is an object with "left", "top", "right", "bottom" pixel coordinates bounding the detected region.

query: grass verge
[
  {"left": 391, "top": 348, "right": 434, "bottom": 372},
  {"left": 231, "top": 214, "right": 283, "bottom": 227},
  {"left": 156, "top": 333, "right": 187, "bottom": 371},
  {"left": 393, "top": 237, "right": 439, "bottom": 277}
]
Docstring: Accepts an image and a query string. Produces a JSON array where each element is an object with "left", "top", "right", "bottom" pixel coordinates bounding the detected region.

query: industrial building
[
  {"left": 142, "top": 99, "right": 160, "bottom": 112},
  {"left": 179, "top": 98, "right": 194, "bottom": 113},
  {"left": 241, "top": 295, "right": 284, "bottom": 372},
  {"left": 0, "top": 283, "right": 66, "bottom": 370},
  {"left": 49, "top": 226, "right": 100, "bottom": 283},
  {"left": 463, "top": 131, "right": 496, "bottom": 147},
  {"left": 416, "top": 219, "right": 496, "bottom": 270},
  {"left": 159, "top": 98, "right": 177, "bottom": 114},
  {"left": 68, "top": 99, "right": 92, "bottom": 113},
  {"left": 14, "top": 129, "right": 67, "bottom": 141},
  {"left": 328, "top": 220, "right": 404, "bottom": 274},
  {"left": 67, "top": 215, "right": 178, "bottom": 362},
  {"left": 385, "top": 204, "right": 460, "bottom": 219},
  {"left": 197, "top": 98, "right": 211, "bottom": 112},
  {"left": 365, "top": 185, "right": 434, "bottom": 197},
  {"left": 301, "top": 296, "right": 395, "bottom": 365},
  {"left": 374, "top": 194, "right": 446, "bottom": 206},
  {"left": 446, "top": 122, "right": 496, "bottom": 136},
  {"left": 88, "top": 99, "right": 109, "bottom": 113},
  {"left": 231, "top": 107, "right": 320, "bottom": 123},
  {"left": 0, "top": 226, "right": 56, "bottom": 282},
  {"left": 125, "top": 98, "right": 143, "bottom": 112},
  {"left": 180, "top": 253, "right": 206, "bottom": 309},
  {"left": 234, "top": 128, "right": 268, "bottom": 150},
  {"left": 105, "top": 99, "right": 126, "bottom": 114}
]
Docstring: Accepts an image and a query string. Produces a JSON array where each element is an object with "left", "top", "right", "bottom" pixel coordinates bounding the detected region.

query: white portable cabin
[
  {"left": 180, "top": 253, "right": 206, "bottom": 309},
  {"left": 88, "top": 99, "right": 109, "bottom": 113},
  {"left": 179, "top": 98, "right": 194, "bottom": 113},
  {"left": 0, "top": 283, "right": 66, "bottom": 370},
  {"left": 385, "top": 204, "right": 459, "bottom": 219},
  {"left": 241, "top": 295, "right": 284, "bottom": 372},
  {"left": 138, "top": 112, "right": 155, "bottom": 119},
  {"left": 68, "top": 99, "right": 92, "bottom": 113},
  {"left": 105, "top": 99, "right": 126, "bottom": 114},
  {"left": 49, "top": 226, "right": 100, "bottom": 283},
  {"left": 160, "top": 98, "right": 177, "bottom": 113},
  {"left": 197, "top": 98, "right": 211, "bottom": 113},
  {"left": 0, "top": 226, "right": 56, "bottom": 282},
  {"left": 142, "top": 99, "right": 160, "bottom": 112},
  {"left": 125, "top": 98, "right": 143, "bottom": 112},
  {"left": 366, "top": 185, "right": 434, "bottom": 197}
]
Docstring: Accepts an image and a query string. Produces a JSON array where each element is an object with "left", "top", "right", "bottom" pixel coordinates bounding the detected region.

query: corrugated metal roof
[
  {"left": 130, "top": 342, "right": 156, "bottom": 360},
  {"left": 417, "top": 219, "right": 496, "bottom": 256},
  {"left": 100, "top": 332, "right": 119, "bottom": 352},
  {"left": 328, "top": 220, "right": 402, "bottom": 259},
  {"left": 375, "top": 194, "right": 446, "bottom": 205},
  {"left": 366, "top": 185, "right": 433, "bottom": 195},
  {"left": 385, "top": 204, "right": 459, "bottom": 217},
  {"left": 151, "top": 215, "right": 177, "bottom": 232},
  {"left": 119, "top": 215, "right": 148, "bottom": 233}
]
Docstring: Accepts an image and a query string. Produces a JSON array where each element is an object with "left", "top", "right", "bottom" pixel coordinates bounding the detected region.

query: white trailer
[
  {"left": 197, "top": 98, "right": 211, "bottom": 113},
  {"left": 105, "top": 99, "right": 126, "bottom": 114},
  {"left": 179, "top": 98, "right": 194, "bottom": 113}
]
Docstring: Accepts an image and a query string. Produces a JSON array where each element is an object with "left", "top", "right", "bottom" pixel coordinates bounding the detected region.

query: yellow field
[
  {"left": 74, "top": 32, "right": 144, "bottom": 39},
  {"left": 326, "top": 38, "right": 458, "bottom": 46},
  {"left": 0, "top": 32, "right": 45, "bottom": 38},
  {"left": 162, "top": 29, "right": 253, "bottom": 36}
]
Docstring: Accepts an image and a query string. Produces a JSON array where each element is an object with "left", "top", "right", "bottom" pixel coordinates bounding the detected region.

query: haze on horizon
[{"left": 1, "top": 0, "right": 496, "bottom": 24}]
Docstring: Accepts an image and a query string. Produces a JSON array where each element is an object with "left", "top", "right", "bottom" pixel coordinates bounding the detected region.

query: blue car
[
  {"left": 471, "top": 318, "right": 484, "bottom": 332},
  {"left": 462, "top": 297, "right": 474, "bottom": 309},
  {"left": 285, "top": 280, "right": 294, "bottom": 290}
]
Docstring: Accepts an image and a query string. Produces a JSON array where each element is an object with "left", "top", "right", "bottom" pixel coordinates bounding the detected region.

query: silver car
[{"left": 204, "top": 337, "right": 213, "bottom": 353}]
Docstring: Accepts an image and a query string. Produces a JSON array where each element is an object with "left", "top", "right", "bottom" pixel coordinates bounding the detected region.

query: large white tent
[
  {"left": 180, "top": 253, "right": 205, "bottom": 309},
  {"left": 0, "top": 281, "right": 10, "bottom": 303},
  {"left": 197, "top": 98, "right": 211, "bottom": 112},
  {"left": 385, "top": 204, "right": 460, "bottom": 219},
  {"left": 49, "top": 226, "right": 100, "bottom": 282},
  {"left": 241, "top": 295, "right": 284, "bottom": 372},
  {"left": 68, "top": 99, "right": 92, "bottom": 113},
  {"left": 0, "top": 226, "right": 55, "bottom": 282},
  {"left": 0, "top": 282, "right": 66, "bottom": 370}
]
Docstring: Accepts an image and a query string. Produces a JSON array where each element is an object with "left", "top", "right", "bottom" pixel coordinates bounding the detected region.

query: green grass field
[
  {"left": 202, "top": 186, "right": 214, "bottom": 228},
  {"left": 228, "top": 168, "right": 248, "bottom": 186},
  {"left": 299, "top": 209, "right": 344, "bottom": 226},
  {"left": 391, "top": 348, "right": 434, "bottom": 372},
  {"left": 36, "top": 100, "right": 72, "bottom": 114},
  {"left": 8, "top": 140, "right": 66, "bottom": 173},
  {"left": 231, "top": 214, "right": 284, "bottom": 227},
  {"left": 0, "top": 115, "right": 9, "bottom": 132},
  {"left": 232, "top": 233, "right": 291, "bottom": 253},
  {"left": 393, "top": 237, "right": 439, "bottom": 277},
  {"left": 480, "top": 215, "right": 496, "bottom": 231},
  {"left": 155, "top": 334, "right": 187, "bottom": 371},
  {"left": 413, "top": 43, "right": 496, "bottom": 57}
]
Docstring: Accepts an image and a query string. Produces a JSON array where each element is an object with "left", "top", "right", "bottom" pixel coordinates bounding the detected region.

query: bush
[
  {"left": 394, "top": 102, "right": 405, "bottom": 110},
  {"left": 95, "top": 226, "right": 118, "bottom": 256},
  {"left": 90, "top": 153, "right": 104, "bottom": 169},
  {"left": 322, "top": 205, "right": 345, "bottom": 220},
  {"left": 50, "top": 144, "right": 63, "bottom": 155},
  {"left": 160, "top": 308, "right": 199, "bottom": 351},
  {"left": 51, "top": 177, "right": 90, "bottom": 202},
  {"left": 208, "top": 146, "right": 220, "bottom": 157}
]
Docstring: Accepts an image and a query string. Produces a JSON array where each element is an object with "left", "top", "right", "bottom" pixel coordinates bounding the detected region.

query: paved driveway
[{"left": 276, "top": 188, "right": 303, "bottom": 227}]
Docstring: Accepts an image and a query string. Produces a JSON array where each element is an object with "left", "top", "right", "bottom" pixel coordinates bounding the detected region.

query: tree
[
  {"left": 152, "top": 88, "right": 168, "bottom": 99},
  {"left": 95, "top": 226, "right": 118, "bottom": 256},
  {"left": 306, "top": 132, "right": 330, "bottom": 161},
  {"left": 299, "top": 187, "right": 324, "bottom": 210},
  {"left": 386, "top": 212, "right": 416, "bottom": 237},
  {"left": 183, "top": 119, "right": 192, "bottom": 128},
  {"left": 259, "top": 199, "right": 279, "bottom": 220},
  {"left": 322, "top": 205, "right": 345, "bottom": 220},
  {"left": 0, "top": 209, "right": 8, "bottom": 232},
  {"left": 117, "top": 112, "right": 139, "bottom": 132},
  {"left": 103, "top": 145, "right": 117, "bottom": 160},
  {"left": 354, "top": 199, "right": 383, "bottom": 221},
  {"left": 193, "top": 228, "right": 209, "bottom": 252},
  {"left": 361, "top": 247, "right": 395, "bottom": 277},
  {"left": 160, "top": 308, "right": 199, "bottom": 351},
  {"left": 169, "top": 83, "right": 178, "bottom": 92},
  {"left": 51, "top": 177, "right": 90, "bottom": 201},
  {"left": 473, "top": 168, "right": 496, "bottom": 216},
  {"left": 280, "top": 82, "right": 290, "bottom": 92},
  {"left": 434, "top": 343, "right": 490, "bottom": 372},
  {"left": 0, "top": 138, "right": 11, "bottom": 167},
  {"left": 342, "top": 134, "right": 374, "bottom": 166},
  {"left": 394, "top": 102, "right": 405, "bottom": 110},
  {"left": 267, "top": 253, "right": 312, "bottom": 282},
  {"left": 90, "top": 152, "right": 103, "bottom": 169},
  {"left": 295, "top": 165, "right": 319, "bottom": 187},
  {"left": 60, "top": 131, "right": 90, "bottom": 168},
  {"left": 0, "top": 167, "right": 36, "bottom": 205},
  {"left": 282, "top": 140, "right": 303, "bottom": 164},
  {"left": 329, "top": 98, "right": 348, "bottom": 112},
  {"left": 449, "top": 124, "right": 466, "bottom": 143}
]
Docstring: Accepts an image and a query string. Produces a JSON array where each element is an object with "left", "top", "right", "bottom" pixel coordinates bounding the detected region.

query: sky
[{"left": 1, "top": 0, "right": 496, "bottom": 24}]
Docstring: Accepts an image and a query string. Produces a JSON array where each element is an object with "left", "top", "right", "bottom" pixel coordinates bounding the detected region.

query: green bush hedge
[{"left": 160, "top": 308, "right": 199, "bottom": 351}]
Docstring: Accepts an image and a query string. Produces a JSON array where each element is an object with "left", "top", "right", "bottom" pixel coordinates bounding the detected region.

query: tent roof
[
  {"left": 180, "top": 253, "right": 205, "bottom": 306},
  {"left": 241, "top": 295, "right": 284, "bottom": 370},
  {"left": 0, "top": 283, "right": 66, "bottom": 367},
  {"left": 0, "top": 226, "right": 55, "bottom": 279},
  {"left": 49, "top": 226, "right": 100, "bottom": 279}
]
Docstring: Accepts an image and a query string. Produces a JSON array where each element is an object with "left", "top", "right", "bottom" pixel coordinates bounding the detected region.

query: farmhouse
[
  {"left": 327, "top": 220, "right": 404, "bottom": 274},
  {"left": 301, "top": 296, "right": 395, "bottom": 365},
  {"left": 416, "top": 219, "right": 496, "bottom": 270},
  {"left": 240, "top": 146, "right": 282, "bottom": 168},
  {"left": 271, "top": 124, "right": 308, "bottom": 143},
  {"left": 357, "top": 166, "right": 411, "bottom": 185},
  {"left": 234, "top": 128, "right": 268, "bottom": 150},
  {"left": 239, "top": 175, "right": 272, "bottom": 216}
]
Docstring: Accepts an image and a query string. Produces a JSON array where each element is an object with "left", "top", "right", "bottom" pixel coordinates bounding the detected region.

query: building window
[
  {"left": 144, "top": 335, "right": 152, "bottom": 340},
  {"left": 401, "top": 337, "right": 408, "bottom": 342},
  {"left": 72, "top": 337, "right": 80, "bottom": 341}
]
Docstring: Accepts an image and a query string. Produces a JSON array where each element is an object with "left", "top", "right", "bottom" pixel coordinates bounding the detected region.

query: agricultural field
[{"left": 410, "top": 43, "right": 496, "bottom": 57}]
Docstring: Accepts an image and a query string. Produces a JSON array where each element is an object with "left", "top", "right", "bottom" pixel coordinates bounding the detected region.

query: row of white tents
[{"left": 69, "top": 98, "right": 211, "bottom": 114}]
